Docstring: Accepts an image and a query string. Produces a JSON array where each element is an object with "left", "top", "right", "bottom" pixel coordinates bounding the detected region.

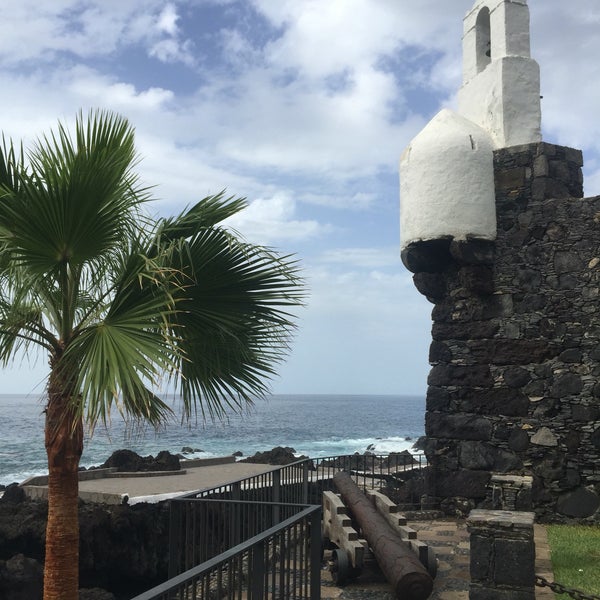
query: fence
[
  {"left": 131, "top": 500, "right": 321, "bottom": 600},
  {"left": 131, "top": 453, "right": 428, "bottom": 600},
  {"left": 183, "top": 453, "right": 429, "bottom": 509}
]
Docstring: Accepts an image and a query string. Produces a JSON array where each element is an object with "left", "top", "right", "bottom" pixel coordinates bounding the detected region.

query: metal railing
[
  {"left": 168, "top": 499, "right": 317, "bottom": 576},
  {"left": 183, "top": 453, "right": 429, "bottom": 509},
  {"left": 131, "top": 453, "right": 428, "bottom": 600},
  {"left": 131, "top": 500, "right": 321, "bottom": 600}
]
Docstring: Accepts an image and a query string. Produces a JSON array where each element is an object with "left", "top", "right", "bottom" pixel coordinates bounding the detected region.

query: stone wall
[{"left": 409, "top": 142, "right": 600, "bottom": 521}]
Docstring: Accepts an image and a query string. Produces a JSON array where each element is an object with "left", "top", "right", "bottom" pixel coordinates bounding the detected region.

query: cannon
[{"left": 322, "top": 471, "right": 436, "bottom": 600}]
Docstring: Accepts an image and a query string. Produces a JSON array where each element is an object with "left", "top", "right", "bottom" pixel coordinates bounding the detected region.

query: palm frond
[
  {"left": 165, "top": 226, "right": 305, "bottom": 420},
  {"left": 158, "top": 191, "right": 247, "bottom": 242},
  {"left": 62, "top": 242, "right": 178, "bottom": 426},
  {"left": 0, "top": 110, "right": 150, "bottom": 276},
  {"left": 0, "top": 135, "right": 25, "bottom": 196}
]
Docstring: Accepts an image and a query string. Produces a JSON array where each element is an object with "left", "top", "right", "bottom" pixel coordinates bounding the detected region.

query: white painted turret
[
  {"left": 400, "top": 0, "right": 542, "bottom": 260},
  {"left": 457, "top": 0, "right": 542, "bottom": 148},
  {"left": 400, "top": 109, "right": 496, "bottom": 252}
]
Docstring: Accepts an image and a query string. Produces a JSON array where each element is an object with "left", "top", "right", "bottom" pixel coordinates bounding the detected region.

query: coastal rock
[
  {"left": 0, "top": 498, "right": 46, "bottom": 560},
  {"left": 241, "top": 446, "right": 308, "bottom": 466},
  {"left": 0, "top": 484, "right": 26, "bottom": 504},
  {"left": 78, "top": 501, "right": 170, "bottom": 594},
  {"left": 79, "top": 588, "right": 116, "bottom": 600},
  {"left": 99, "top": 449, "right": 180, "bottom": 472},
  {"left": 0, "top": 554, "right": 43, "bottom": 600},
  {"left": 380, "top": 450, "right": 417, "bottom": 469},
  {"left": 0, "top": 495, "right": 170, "bottom": 598},
  {"left": 181, "top": 447, "right": 203, "bottom": 454}
]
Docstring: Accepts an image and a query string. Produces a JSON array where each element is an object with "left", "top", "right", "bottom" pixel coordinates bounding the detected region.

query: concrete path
[
  {"left": 77, "top": 461, "right": 277, "bottom": 503},
  {"left": 21, "top": 458, "right": 278, "bottom": 504}
]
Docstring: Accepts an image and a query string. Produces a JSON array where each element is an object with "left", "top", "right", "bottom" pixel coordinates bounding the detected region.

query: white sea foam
[{"left": 297, "top": 436, "right": 416, "bottom": 458}]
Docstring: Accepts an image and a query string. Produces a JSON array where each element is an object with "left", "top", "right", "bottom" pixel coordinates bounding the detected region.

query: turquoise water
[{"left": 0, "top": 394, "right": 425, "bottom": 485}]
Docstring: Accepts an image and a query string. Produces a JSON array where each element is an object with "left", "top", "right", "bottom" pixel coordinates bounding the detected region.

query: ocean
[{"left": 0, "top": 393, "right": 425, "bottom": 486}]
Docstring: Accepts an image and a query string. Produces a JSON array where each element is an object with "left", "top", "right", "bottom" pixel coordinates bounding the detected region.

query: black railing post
[
  {"left": 168, "top": 500, "right": 180, "bottom": 578},
  {"left": 273, "top": 470, "right": 281, "bottom": 524},
  {"left": 302, "top": 462, "right": 309, "bottom": 504},
  {"left": 232, "top": 481, "right": 241, "bottom": 501},
  {"left": 249, "top": 540, "right": 266, "bottom": 599},
  {"left": 310, "top": 509, "right": 322, "bottom": 600}
]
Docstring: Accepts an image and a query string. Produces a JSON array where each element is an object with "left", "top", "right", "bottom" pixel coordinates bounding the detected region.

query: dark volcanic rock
[
  {"left": 0, "top": 495, "right": 170, "bottom": 598},
  {"left": 427, "top": 364, "right": 493, "bottom": 387},
  {"left": 426, "top": 413, "right": 492, "bottom": 441},
  {"left": 503, "top": 367, "right": 531, "bottom": 388},
  {"left": 556, "top": 487, "right": 600, "bottom": 518},
  {"left": 79, "top": 589, "right": 116, "bottom": 600},
  {"left": 449, "top": 239, "right": 495, "bottom": 266},
  {"left": 180, "top": 446, "right": 203, "bottom": 455},
  {"left": 380, "top": 450, "right": 417, "bottom": 469},
  {"left": 401, "top": 239, "right": 452, "bottom": 273},
  {"left": 241, "top": 446, "right": 308, "bottom": 465},
  {"left": 78, "top": 501, "right": 170, "bottom": 595},
  {"left": 508, "top": 428, "right": 530, "bottom": 452},
  {"left": 413, "top": 272, "right": 446, "bottom": 300},
  {"left": 0, "top": 498, "right": 47, "bottom": 561},
  {"left": 0, "top": 484, "right": 27, "bottom": 505},
  {"left": 551, "top": 373, "right": 583, "bottom": 398},
  {"left": 0, "top": 554, "right": 43, "bottom": 600},
  {"left": 100, "top": 449, "right": 180, "bottom": 472},
  {"left": 459, "top": 442, "right": 522, "bottom": 472},
  {"left": 436, "top": 469, "right": 490, "bottom": 500}
]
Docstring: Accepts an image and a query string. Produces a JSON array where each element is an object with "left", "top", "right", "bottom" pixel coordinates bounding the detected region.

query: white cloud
[
  {"left": 67, "top": 69, "right": 175, "bottom": 109},
  {"left": 319, "top": 248, "right": 401, "bottom": 270},
  {"left": 0, "top": 0, "right": 196, "bottom": 66},
  {"left": 251, "top": 0, "right": 467, "bottom": 78},
  {"left": 301, "top": 191, "right": 376, "bottom": 211},
  {"left": 149, "top": 38, "right": 196, "bottom": 65},
  {"left": 157, "top": 4, "right": 179, "bottom": 35},
  {"left": 224, "top": 194, "right": 330, "bottom": 245}
]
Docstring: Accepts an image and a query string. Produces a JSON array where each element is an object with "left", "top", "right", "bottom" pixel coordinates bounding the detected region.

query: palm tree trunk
[{"left": 43, "top": 373, "right": 83, "bottom": 600}]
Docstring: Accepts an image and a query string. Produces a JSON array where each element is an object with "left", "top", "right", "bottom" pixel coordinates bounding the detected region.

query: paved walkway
[
  {"left": 22, "top": 459, "right": 278, "bottom": 504},
  {"left": 77, "top": 461, "right": 276, "bottom": 502}
]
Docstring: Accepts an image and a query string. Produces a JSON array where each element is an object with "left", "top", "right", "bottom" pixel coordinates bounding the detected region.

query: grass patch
[{"left": 547, "top": 524, "right": 600, "bottom": 597}]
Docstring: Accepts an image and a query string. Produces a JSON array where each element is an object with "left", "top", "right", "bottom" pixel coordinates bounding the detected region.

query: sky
[{"left": 0, "top": 0, "right": 599, "bottom": 397}]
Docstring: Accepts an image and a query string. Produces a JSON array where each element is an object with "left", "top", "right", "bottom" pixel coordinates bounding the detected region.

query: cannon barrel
[{"left": 333, "top": 471, "right": 433, "bottom": 600}]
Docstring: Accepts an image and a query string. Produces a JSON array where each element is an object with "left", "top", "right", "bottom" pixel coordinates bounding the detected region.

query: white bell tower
[
  {"left": 457, "top": 0, "right": 542, "bottom": 148},
  {"left": 400, "top": 0, "right": 545, "bottom": 256}
]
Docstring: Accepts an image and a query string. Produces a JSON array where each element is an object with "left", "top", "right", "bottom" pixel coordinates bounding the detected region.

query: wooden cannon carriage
[{"left": 322, "top": 471, "right": 437, "bottom": 600}]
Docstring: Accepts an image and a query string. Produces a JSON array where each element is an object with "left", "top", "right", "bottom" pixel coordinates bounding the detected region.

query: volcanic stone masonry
[{"left": 410, "top": 141, "right": 600, "bottom": 521}]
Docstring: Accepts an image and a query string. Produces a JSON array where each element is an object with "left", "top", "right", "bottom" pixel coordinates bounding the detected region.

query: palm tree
[{"left": 0, "top": 110, "right": 304, "bottom": 600}]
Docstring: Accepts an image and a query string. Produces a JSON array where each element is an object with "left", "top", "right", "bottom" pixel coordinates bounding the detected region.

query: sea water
[{"left": 0, "top": 394, "right": 425, "bottom": 486}]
